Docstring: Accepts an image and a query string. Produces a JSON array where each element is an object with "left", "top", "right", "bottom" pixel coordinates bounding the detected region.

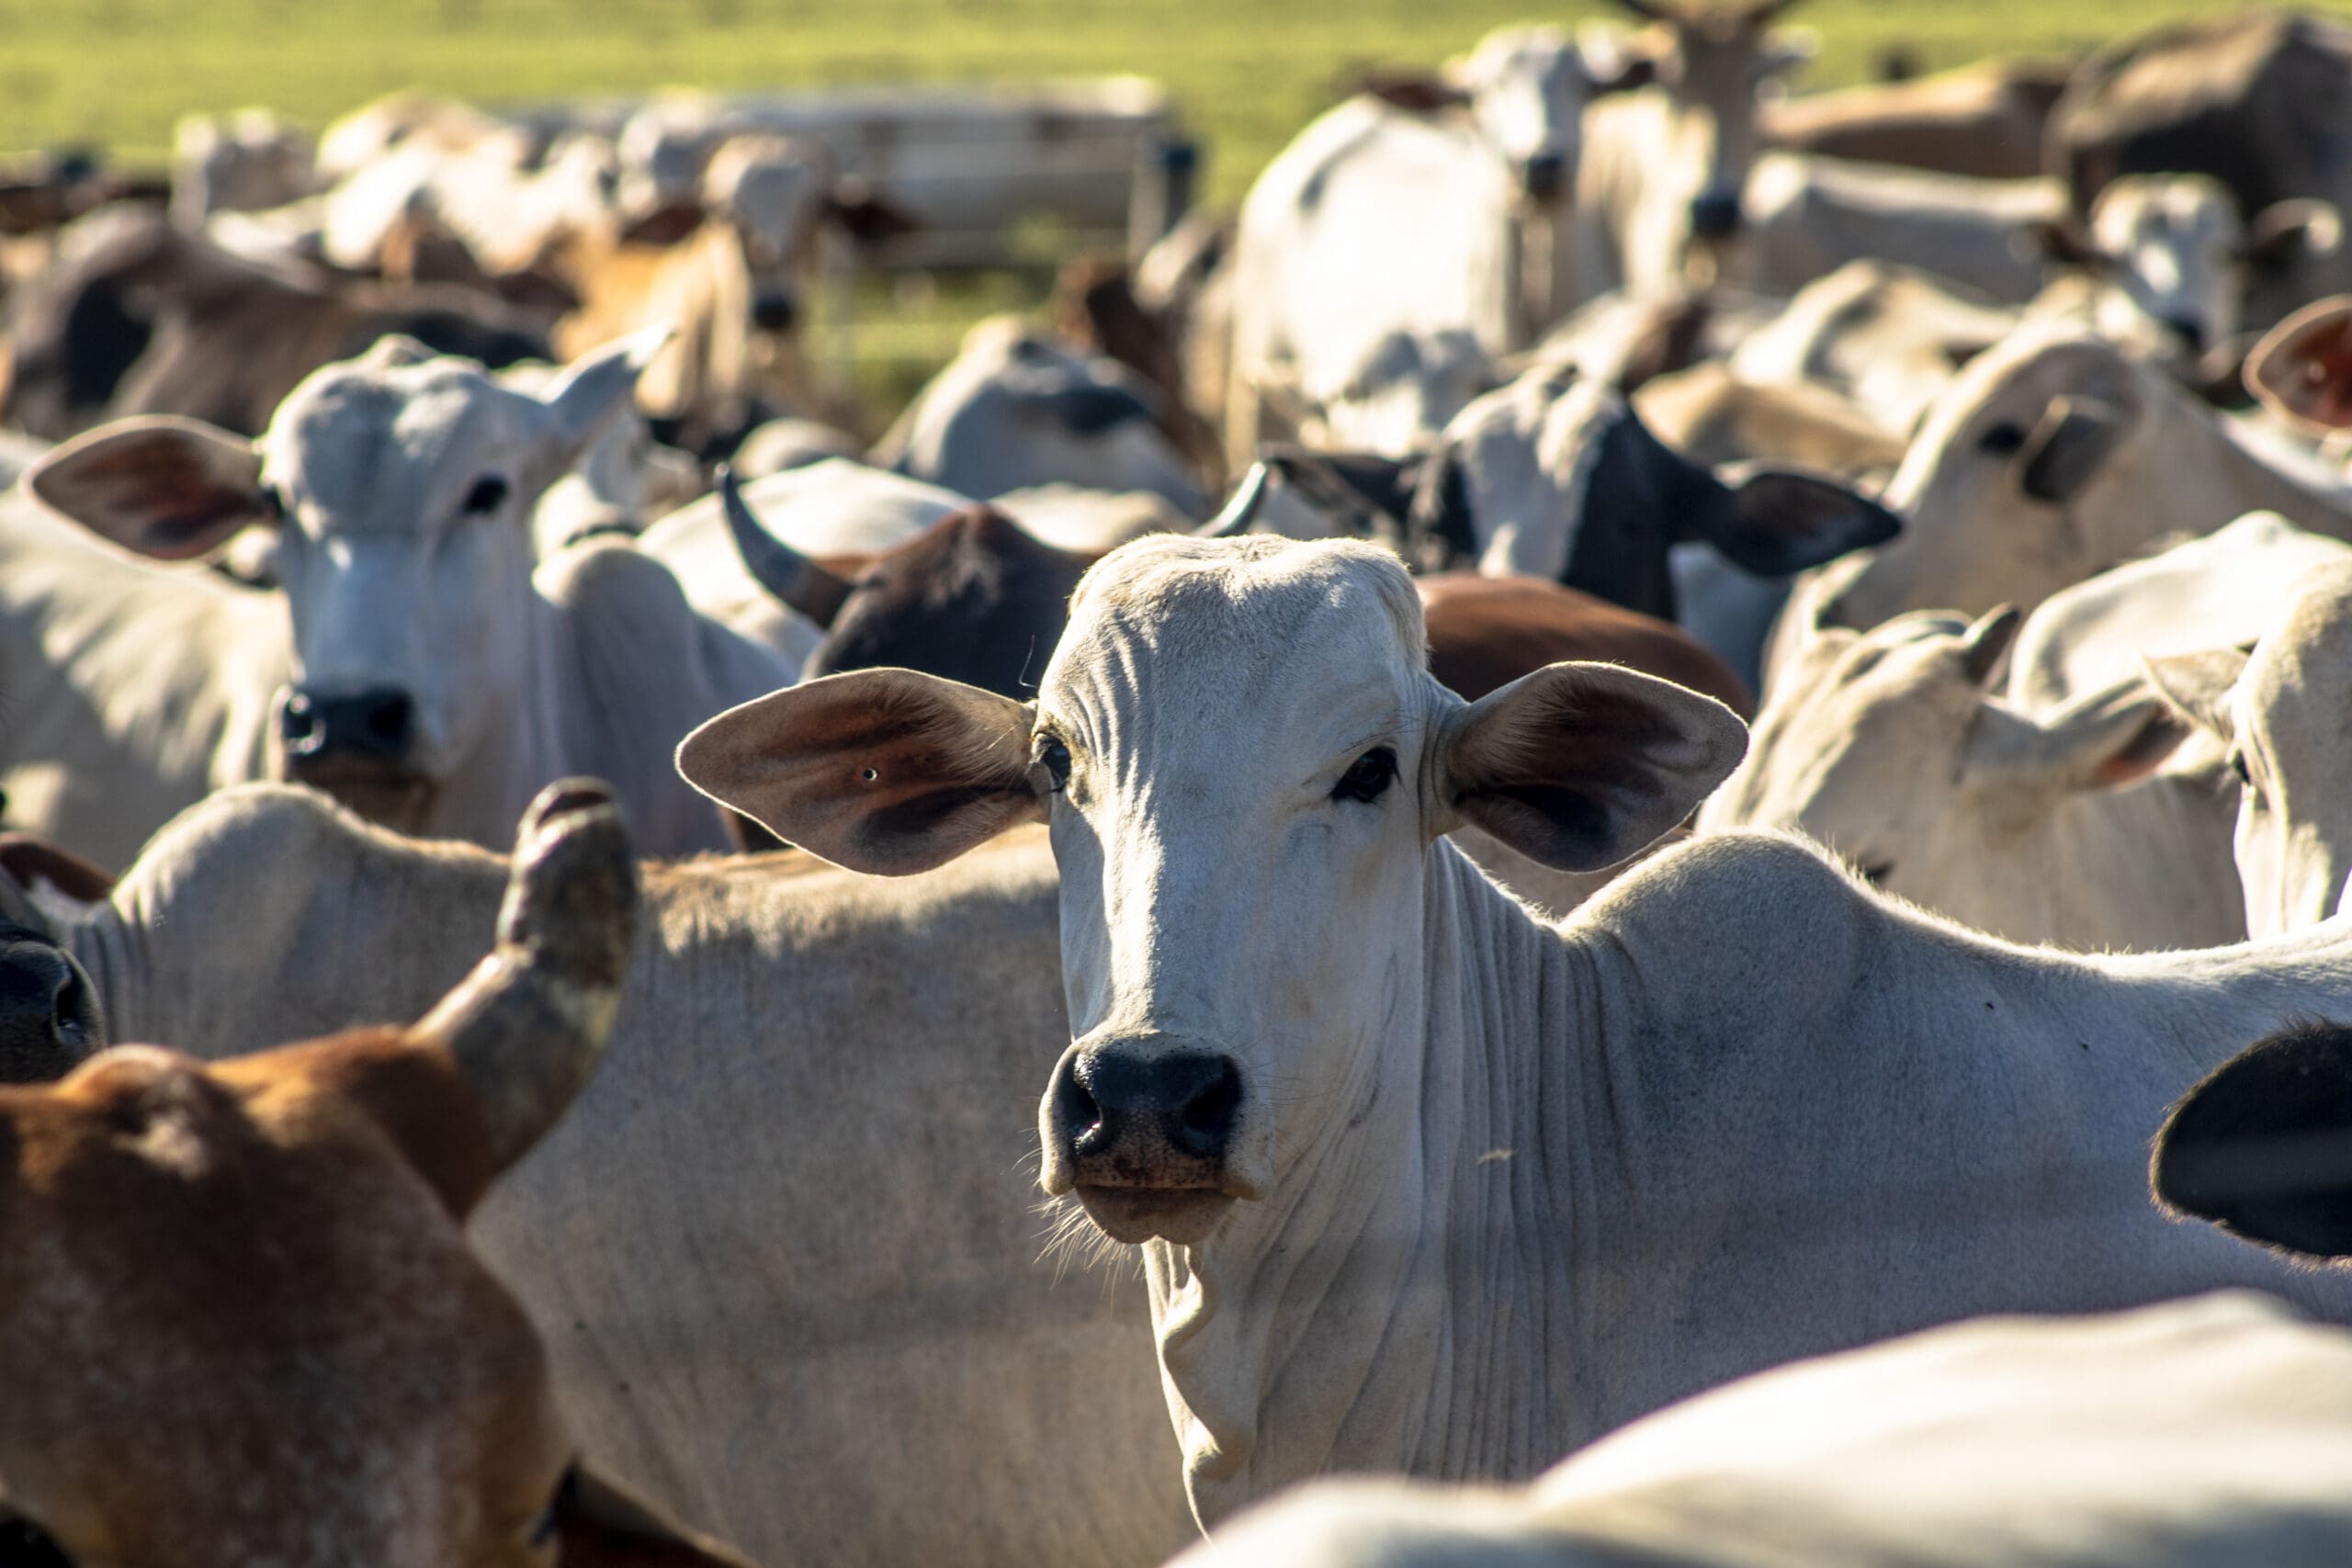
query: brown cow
[
  {"left": 0, "top": 781, "right": 749, "bottom": 1567},
  {"left": 1419, "top": 570, "right": 1755, "bottom": 714}
]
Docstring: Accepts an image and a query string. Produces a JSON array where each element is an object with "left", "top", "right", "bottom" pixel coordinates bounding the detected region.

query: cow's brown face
[{"left": 0, "top": 1041, "right": 572, "bottom": 1568}]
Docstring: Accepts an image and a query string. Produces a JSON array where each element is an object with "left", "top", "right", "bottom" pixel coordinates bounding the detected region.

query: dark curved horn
[
  {"left": 718, "top": 464, "right": 853, "bottom": 626},
  {"left": 1193, "top": 462, "right": 1272, "bottom": 538},
  {"left": 410, "top": 779, "right": 639, "bottom": 1173}
]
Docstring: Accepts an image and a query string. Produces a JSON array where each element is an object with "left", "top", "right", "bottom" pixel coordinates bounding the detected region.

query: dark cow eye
[
  {"left": 2229, "top": 750, "right": 2253, "bottom": 787},
  {"left": 1977, "top": 423, "right": 2028, "bottom": 457},
  {"left": 1332, "top": 747, "right": 1397, "bottom": 805},
  {"left": 1034, "top": 733, "right": 1071, "bottom": 792},
  {"left": 1856, "top": 857, "right": 1895, "bottom": 887},
  {"left": 463, "top": 476, "right": 510, "bottom": 514}
]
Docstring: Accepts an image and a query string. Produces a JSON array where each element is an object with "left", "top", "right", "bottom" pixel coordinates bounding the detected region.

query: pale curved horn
[
  {"left": 1193, "top": 461, "right": 1272, "bottom": 538},
  {"left": 411, "top": 779, "right": 639, "bottom": 1172},
  {"left": 718, "top": 464, "right": 853, "bottom": 626}
]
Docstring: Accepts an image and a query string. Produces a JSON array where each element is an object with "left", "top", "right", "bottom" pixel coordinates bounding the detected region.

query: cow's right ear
[
  {"left": 2246, "top": 295, "right": 2352, "bottom": 434},
  {"left": 676, "top": 671, "right": 1045, "bottom": 874},
  {"left": 2142, "top": 647, "right": 2251, "bottom": 745},
  {"left": 1437, "top": 661, "right": 1747, "bottom": 872},
  {"left": 27, "top": 417, "right": 270, "bottom": 560},
  {"left": 2154, "top": 1019, "right": 2352, "bottom": 1259}
]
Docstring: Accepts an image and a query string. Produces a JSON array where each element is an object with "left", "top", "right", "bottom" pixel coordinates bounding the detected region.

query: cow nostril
[
  {"left": 1174, "top": 1059, "right": 1242, "bottom": 1156},
  {"left": 1055, "top": 1058, "right": 1105, "bottom": 1150},
  {"left": 49, "top": 968, "right": 87, "bottom": 1050},
  {"left": 1521, "top": 154, "right": 1566, "bottom": 202},
  {"left": 362, "top": 694, "right": 413, "bottom": 752},
  {"left": 751, "top": 294, "right": 798, "bottom": 332}
]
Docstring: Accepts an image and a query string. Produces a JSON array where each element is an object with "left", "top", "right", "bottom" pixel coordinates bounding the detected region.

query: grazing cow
[
  {"left": 14, "top": 333, "right": 790, "bottom": 859},
  {"left": 876, "top": 319, "right": 1206, "bottom": 517},
  {"left": 1221, "top": 24, "right": 1645, "bottom": 467},
  {"left": 1817, "top": 325, "right": 2352, "bottom": 633},
  {"left": 681, "top": 533, "right": 2352, "bottom": 1524},
  {"left": 41, "top": 784, "right": 1193, "bottom": 1566},
  {"left": 1728, "top": 260, "right": 2020, "bottom": 436},
  {"left": 2143, "top": 559, "right": 2352, "bottom": 939},
  {"left": 1701, "top": 604, "right": 2232, "bottom": 952},
  {"left": 1179, "top": 1293, "right": 2352, "bottom": 1568},
  {"left": 0, "top": 782, "right": 750, "bottom": 1567},
  {"left": 1760, "top": 55, "right": 2073, "bottom": 179},
  {"left": 2156, "top": 1020, "right": 2352, "bottom": 1260},
  {"left": 0, "top": 209, "right": 548, "bottom": 441},
  {"left": 552, "top": 133, "right": 879, "bottom": 449},
  {"left": 2048, "top": 10, "right": 2352, "bottom": 240}
]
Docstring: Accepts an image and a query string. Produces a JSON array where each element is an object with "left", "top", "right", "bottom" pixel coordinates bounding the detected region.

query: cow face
[
  {"left": 679, "top": 536, "right": 1744, "bottom": 1247},
  {"left": 1831, "top": 330, "right": 2146, "bottom": 630},
  {"left": 704, "top": 135, "right": 831, "bottom": 336},
  {"left": 25, "top": 335, "right": 655, "bottom": 834},
  {"left": 2146, "top": 561, "right": 2352, "bottom": 938},
  {"left": 1603, "top": 0, "right": 1815, "bottom": 259},
  {"left": 1457, "top": 27, "right": 1603, "bottom": 204},
  {"left": 1702, "top": 606, "right": 2188, "bottom": 934}
]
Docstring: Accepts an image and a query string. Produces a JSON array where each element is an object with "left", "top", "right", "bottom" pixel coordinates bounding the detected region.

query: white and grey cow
[
  {"left": 16, "top": 333, "right": 788, "bottom": 861},
  {"left": 681, "top": 534, "right": 2352, "bottom": 1528},
  {"left": 1180, "top": 1293, "right": 2352, "bottom": 1568}
]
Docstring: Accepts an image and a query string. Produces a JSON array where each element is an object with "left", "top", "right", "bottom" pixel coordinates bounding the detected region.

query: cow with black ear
[
  {"left": 2156, "top": 1019, "right": 2352, "bottom": 1262},
  {"left": 1234, "top": 361, "right": 1901, "bottom": 627}
]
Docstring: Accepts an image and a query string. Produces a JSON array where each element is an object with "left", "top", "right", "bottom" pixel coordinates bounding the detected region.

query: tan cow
[{"left": 0, "top": 781, "right": 749, "bottom": 1567}]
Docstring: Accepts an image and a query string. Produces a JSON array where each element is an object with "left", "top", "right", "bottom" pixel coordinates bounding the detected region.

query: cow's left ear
[
  {"left": 2154, "top": 1019, "right": 2352, "bottom": 1259},
  {"left": 2246, "top": 296, "right": 2352, "bottom": 433},
  {"left": 1685, "top": 463, "right": 1903, "bottom": 578},
  {"left": 27, "top": 416, "right": 269, "bottom": 560},
  {"left": 1438, "top": 661, "right": 1747, "bottom": 872},
  {"left": 824, "top": 176, "right": 920, "bottom": 249},
  {"left": 551, "top": 1465, "right": 757, "bottom": 1567},
  {"left": 2245, "top": 198, "right": 2343, "bottom": 274},
  {"left": 526, "top": 329, "right": 670, "bottom": 492},
  {"left": 676, "top": 670, "right": 1044, "bottom": 874}
]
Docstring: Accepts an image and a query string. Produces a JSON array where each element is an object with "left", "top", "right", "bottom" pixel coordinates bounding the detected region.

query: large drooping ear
[
  {"left": 1959, "top": 680, "right": 2191, "bottom": 795},
  {"left": 1438, "top": 661, "right": 1747, "bottom": 872},
  {"left": 2245, "top": 198, "right": 2343, "bottom": 276},
  {"left": 2246, "top": 296, "right": 2352, "bottom": 433},
  {"left": 551, "top": 1464, "right": 758, "bottom": 1567},
  {"left": 528, "top": 327, "right": 671, "bottom": 490},
  {"left": 2141, "top": 646, "right": 2251, "bottom": 744},
  {"left": 26, "top": 416, "right": 270, "bottom": 560},
  {"left": 2154, "top": 1019, "right": 2352, "bottom": 1259},
  {"left": 675, "top": 670, "right": 1043, "bottom": 874},
  {"left": 1689, "top": 463, "right": 1904, "bottom": 577},
  {"left": 2018, "top": 395, "right": 2125, "bottom": 503}
]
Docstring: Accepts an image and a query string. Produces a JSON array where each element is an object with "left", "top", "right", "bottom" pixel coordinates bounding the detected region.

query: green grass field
[{"left": 15, "top": 0, "right": 2348, "bottom": 411}]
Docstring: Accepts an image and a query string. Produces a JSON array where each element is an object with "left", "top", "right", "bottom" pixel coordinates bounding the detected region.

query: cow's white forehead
[
  {"left": 265, "top": 359, "right": 539, "bottom": 527},
  {"left": 1048, "top": 536, "right": 1429, "bottom": 710}
]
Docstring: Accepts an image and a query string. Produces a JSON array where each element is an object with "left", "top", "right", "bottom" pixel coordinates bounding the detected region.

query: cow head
[
  {"left": 1600, "top": 0, "right": 1816, "bottom": 258},
  {"left": 1702, "top": 605, "right": 2191, "bottom": 938},
  {"left": 0, "top": 784, "right": 743, "bottom": 1566},
  {"left": 2030, "top": 175, "right": 2343, "bottom": 358},
  {"left": 1362, "top": 25, "right": 1654, "bottom": 206},
  {"left": 2144, "top": 559, "right": 2352, "bottom": 938},
  {"left": 26, "top": 333, "right": 660, "bottom": 835},
  {"left": 1827, "top": 329, "right": 2151, "bottom": 629},
  {"left": 877, "top": 319, "right": 1207, "bottom": 516},
  {"left": 680, "top": 536, "right": 1745, "bottom": 1247},
  {"left": 1385, "top": 363, "right": 1899, "bottom": 619}
]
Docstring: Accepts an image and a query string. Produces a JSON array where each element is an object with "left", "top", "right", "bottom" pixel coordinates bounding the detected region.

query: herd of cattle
[{"left": 20, "top": 0, "right": 2352, "bottom": 1562}]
